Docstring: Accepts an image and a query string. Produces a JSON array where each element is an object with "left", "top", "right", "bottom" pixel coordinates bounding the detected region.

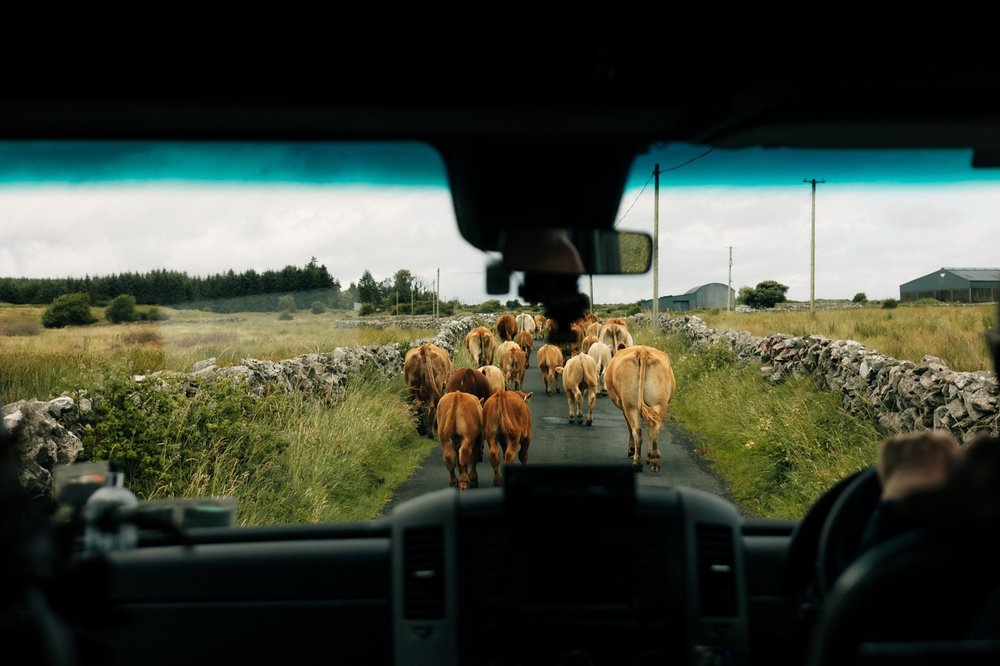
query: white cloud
[{"left": 1, "top": 181, "right": 998, "bottom": 306}]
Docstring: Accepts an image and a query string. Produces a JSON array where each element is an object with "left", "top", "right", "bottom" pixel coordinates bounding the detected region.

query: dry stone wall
[
  {"left": 4, "top": 315, "right": 481, "bottom": 498},
  {"left": 631, "top": 313, "right": 999, "bottom": 444}
]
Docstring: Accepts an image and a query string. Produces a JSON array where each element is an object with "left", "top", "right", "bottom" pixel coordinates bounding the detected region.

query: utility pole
[
  {"left": 588, "top": 275, "right": 593, "bottom": 313},
  {"left": 435, "top": 268, "right": 440, "bottom": 318},
  {"left": 803, "top": 178, "right": 825, "bottom": 313},
  {"left": 653, "top": 163, "right": 660, "bottom": 321},
  {"left": 727, "top": 246, "right": 733, "bottom": 311}
]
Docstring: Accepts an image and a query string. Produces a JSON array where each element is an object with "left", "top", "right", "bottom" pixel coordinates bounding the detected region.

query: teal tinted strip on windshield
[{"left": 0, "top": 141, "right": 449, "bottom": 187}]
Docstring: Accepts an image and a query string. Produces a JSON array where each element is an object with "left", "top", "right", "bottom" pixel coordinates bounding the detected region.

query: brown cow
[
  {"left": 445, "top": 367, "right": 493, "bottom": 403},
  {"left": 482, "top": 389, "right": 533, "bottom": 486},
  {"left": 605, "top": 317, "right": 627, "bottom": 327},
  {"left": 605, "top": 345, "right": 677, "bottom": 472},
  {"left": 404, "top": 343, "right": 453, "bottom": 438},
  {"left": 435, "top": 390, "right": 484, "bottom": 490},
  {"left": 465, "top": 326, "right": 495, "bottom": 368},
  {"left": 555, "top": 352, "right": 599, "bottom": 425},
  {"left": 533, "top": 314, "right": 547, "bottom": 339},
  {"left": 580, "top": 333, "right": 598, "bottom": 355},
  {"left": 536, "top": 343, "right": 564, "bottom": 396},
  {"left": 496, "top": 313, "right": 517, "bottom": 341},
  {"left": 515, "top": 330, "right": 534, "bottom": 367},
  {"left": 497, "top": 342, "right": 527, "bottom": 391},
  {"left": 585, "top": 321, "right": 601, "bottom": 338},
  {"left": 478, "top": 365, "right": 505, "bottom": 395}
]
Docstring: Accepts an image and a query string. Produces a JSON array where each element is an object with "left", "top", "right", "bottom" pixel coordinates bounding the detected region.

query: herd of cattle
[{"left": 403, "top": 312, "right": 678, "bottom": 489}]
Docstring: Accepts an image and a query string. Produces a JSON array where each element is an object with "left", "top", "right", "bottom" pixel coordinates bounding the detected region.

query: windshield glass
[{"left": 2, "top": 140, "right": 997, "bottom": 526}]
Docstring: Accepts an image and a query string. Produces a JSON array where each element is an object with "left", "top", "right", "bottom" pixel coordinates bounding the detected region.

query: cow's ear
[
  {"left": 523, "top": 392, "right": 533, "bottom": 402},
  {"left": 555, "top": 367, "right": 563, "bottom": 374}
]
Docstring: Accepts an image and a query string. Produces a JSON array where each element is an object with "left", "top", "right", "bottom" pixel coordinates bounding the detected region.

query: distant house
[
  {"left": 899, "top": 268, "right": 1000, "bottom": 303},
  {"left": 641, "top": 282, "right": 737, "bottom": 312}
]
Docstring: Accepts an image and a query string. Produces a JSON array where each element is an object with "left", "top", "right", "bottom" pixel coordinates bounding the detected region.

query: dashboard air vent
[
  {"left": 403, "top": 526, "right": 445, "bottom": 619},
  {"left": 695, "top": 522, "right": 738, "bottom": 617}
]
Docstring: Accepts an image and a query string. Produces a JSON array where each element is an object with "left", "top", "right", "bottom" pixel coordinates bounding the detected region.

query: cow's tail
[
  {"left": 479, "top": 329, "right": 491, "bottom": 366},
  {"left": 637, "top": 349, "right": 658, "bottom": 424},
  {"left": 498, "top": 392, "right": 519, "bottom": 438},
  {"left": 421, "top": 347, "right": 442, "bottom": 407}
]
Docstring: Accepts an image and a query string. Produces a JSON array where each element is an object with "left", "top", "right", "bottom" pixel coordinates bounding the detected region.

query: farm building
[
  {"left": 899, "top": 268, "right": 1000, "bottom": 303},
  {"left": 642, "top": 282, "right": 736, "bottom": 312}
]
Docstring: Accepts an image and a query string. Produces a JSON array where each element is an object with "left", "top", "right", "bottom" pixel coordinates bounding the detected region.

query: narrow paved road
[{"left": 382, "top": 341, "right": 734, "bottom": 514}]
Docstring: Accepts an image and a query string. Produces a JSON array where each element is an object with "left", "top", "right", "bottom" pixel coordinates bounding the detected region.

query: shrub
[
  {"left": 106, "top": 294, "right": 139, "bottom": 324},
  {"left": 359, "top": 303, "right": 374, "bottom": 316},
  {"left": 311, "top": 300, "right": 327, "bottom": 314},
  {"left": 739, "top": 280, "right": 789, "bottom": 309},
  {"left": 77, "top": 371, "right": 288, "bottom": 500},
  {"left": 277, "top": 294, "right": 296, "bottom": 312},
  {"left": 137, "top": 306, "right": 168, "bottom": 321},
  {"left": 626, "top": 303, "right": 642, "bottom": 316},
  {"left": 41, "top": 292, "right": 97, "bottom": 328},
  {"left": 505, "top": 299, "right": 521, "bottom": 309},
  {"left": 278, "top": 311, "right": 294, "bottom": 320},
  {"left": 882, "top": 298, "right": 898, "bottom": 309},
  {"left": 852, "top": 292, "right": 867, "bottom": 303},
  {"left": 478, "top": 299, "right": 502, "bottom": 313}
]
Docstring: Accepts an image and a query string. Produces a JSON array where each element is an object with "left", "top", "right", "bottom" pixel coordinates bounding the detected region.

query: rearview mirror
[{"left": 501, "top": 229, "right": 652, "bottom": 275}]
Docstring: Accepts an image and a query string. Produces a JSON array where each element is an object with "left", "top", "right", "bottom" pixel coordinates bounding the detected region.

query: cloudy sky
[{"left": 1, "top": 141, "right": 999, "bottom": 305}]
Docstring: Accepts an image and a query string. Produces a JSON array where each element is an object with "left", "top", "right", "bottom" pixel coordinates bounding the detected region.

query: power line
[
  {"left": 615, "top": 171, "right": 653, "bottom": 227},
  {"left": 615, "top": 147, "right": 715, "bottom": 227}
]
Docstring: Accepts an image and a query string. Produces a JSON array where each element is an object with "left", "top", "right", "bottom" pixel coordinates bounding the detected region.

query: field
[
  {"left": 0, "top": 305, "right": 437, "bottom": 404},
  {"left": 691, "top": 303, "right": 996, "bottom": 372},
  {"left": 4, "top": 301, "right": 996, "bottom": 523}
]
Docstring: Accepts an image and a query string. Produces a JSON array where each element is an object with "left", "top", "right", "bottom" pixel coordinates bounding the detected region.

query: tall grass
[
  {"left": 0, "top": 304, "right": 435, "bottom": 404},
  {"left": 200, "top": 370, "right": 434, "bottom": 526},
  {"left": 694, "top": 304, "right": 995, "bottom": 371},
  {"left": 635, "top": 327, "right": 881, "bottom": 519}
]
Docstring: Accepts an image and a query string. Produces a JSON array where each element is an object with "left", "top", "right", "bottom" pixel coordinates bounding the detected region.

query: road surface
[{"left": 382, "top": 342, "right": 735, "bottom": 514}]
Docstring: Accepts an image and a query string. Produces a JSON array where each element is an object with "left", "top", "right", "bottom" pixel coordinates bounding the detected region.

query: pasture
[
  {"left": 0, "top": 304, "right": 436, "bottom": 404},
  {"left": 694, "top": 303, "right": 996, "bottom": 372}
]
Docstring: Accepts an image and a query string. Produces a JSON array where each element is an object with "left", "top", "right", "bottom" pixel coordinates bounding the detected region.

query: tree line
[{"left": 0, "top": 259, "right": 456, "bottom": 315}]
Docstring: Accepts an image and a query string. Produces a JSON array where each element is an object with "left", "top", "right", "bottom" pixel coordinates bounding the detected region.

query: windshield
[{"left": 2, "top": 140, "right": 997, "bottom": 526}]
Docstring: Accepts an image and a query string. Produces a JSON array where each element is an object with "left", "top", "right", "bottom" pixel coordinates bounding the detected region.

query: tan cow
[
  {"left": 478, "top": 365, "right": 505, "bottom": 395},
  {"left": 515, "top": 312, "right": 536, "bottom": 338},
  {"left": 585, "top": 321, "right": 602, "bottom": 338},
  {"left": 495, "top": 313, "right": 517, "bottom": 341},
  {"left": 555, "top": 352, "right": 599, "bottom": 425},
  {"left": 404, "top": 342, "right": 453, "bottom": 439},
  {"left": 533, "top": 314, "right": 547, "bottom": 339},
  {"left": 599, "top": 322, "right": 633, "bottom": 356},
  {"left": 482, "top": 389, "right": 533, "bottom": 486},
  {"left": 435, "top": 390, "right": 484, "bottom": 490},
  {"left": 605, "top": 345, "right": 677, "bottom": 472},
  {"left": 465, "top": 326, "right": 495, "bottom": 369},
  {"left": 536, "top": 343, "right": 564, "bottom": 396},
  {"left": 515, "top": 330, "right": 534, "bottom": 367},
  {"left": 580, "top": 333, "right": 597, "bottom": 355},
  {"left": 497, "top": 341, "right": 527, "bottom": 391},
  {"left": 605, "top": 317, "right": 628, "bottom": 327},
  {"left": 587, "top": 340, "right": 612, "bottom": 396}
]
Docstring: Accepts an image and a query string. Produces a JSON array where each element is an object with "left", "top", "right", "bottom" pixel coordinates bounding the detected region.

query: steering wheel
[
  {"left": 781, "top": 467, "right": 871, "bottom": 605},
  {"left": 816, "top": 466, "right": 883, "bottom": 597}
]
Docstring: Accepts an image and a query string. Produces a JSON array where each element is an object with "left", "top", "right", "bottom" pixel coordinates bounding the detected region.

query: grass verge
[{"left": 635, "top": 327, "right": 881, "bottom": 519}]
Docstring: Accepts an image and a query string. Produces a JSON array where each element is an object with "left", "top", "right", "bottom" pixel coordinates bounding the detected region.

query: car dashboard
[{"left": 66, "top": 466, "right": 773, "bottom": 666}]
